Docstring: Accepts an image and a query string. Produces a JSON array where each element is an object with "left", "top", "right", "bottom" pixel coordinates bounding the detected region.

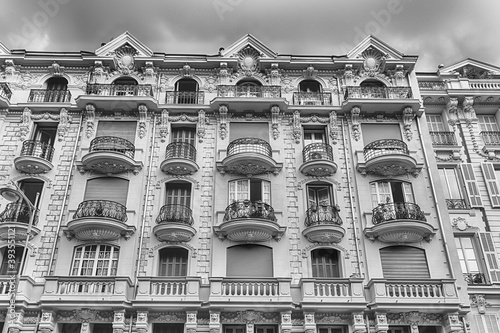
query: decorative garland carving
[
  {"left": 138, "top": 104, "right": 147, "bottom": 139},
  {"left": 351, "top": 106, "right": 361, "bottom": 141},
  {"left": 446, "top": 98, "right": 458, "bottom": 130},
  {"left": 471, "top": 294, "right": 489, "bottom": 314},
  {"left": 292, "top": 110, "right": 301, "bottom": 143},
  {"left": 271, "top": 105, "right": 280, "bottom": 140},
  {"left": 329, "top": 111, "right": 338, "bottom": 144},
  {"left": 220, "top": 311, "right": 278, "bottom": 324},
  {"left": 402, "top": 106, "right": 414, "bottom": 141},
  {"left": 159, "top": 109, "right": 169, "bottom": 142},
  {"left": 301, "top": 243, "right": 349, "bottom": 259},
  {"left": 197, "top": 109, "right": 206, "bottom": 142},
  {"left": 219, "top": 105, "right": 228, "bottom": 140},
  {"left": 57, "top": 108, "right": 70, "bottom": 141},
  {"left": 149, "top": 312, "right": 186, "bottom": 323},
  {"left": 19, "top": 107, "right": 32, "bottom": 141},
  {"left": 462, "top": 96, "right": 476, "bottom": 125},
  {"left": 296, "top": 177, "right": 341, "bottom": 190},
  {"left": 217, "top": 62, "right": 231, "bottom": 85},
  {"left": 85, "top": 104, "right": 96, "bottom": 139},
  {"left": 156, "top": 175, "right": 200, "bottom": 190}
]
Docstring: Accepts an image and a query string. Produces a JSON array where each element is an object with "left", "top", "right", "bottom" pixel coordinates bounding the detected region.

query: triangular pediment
[
  {"left": 439, "top": 58, "right": 500, "bottom": 78},
  {"left": 0, "top": 41, "right": 11, "bottom": 55},
  {"left": 95, "top": 31, "right": 153, "bottom": 57},
  {"left": 346, "top": 35, "right": 404, "bottom": 60},
  {"left": 221, "top": 34, "right": 277, "bottom": 58}
]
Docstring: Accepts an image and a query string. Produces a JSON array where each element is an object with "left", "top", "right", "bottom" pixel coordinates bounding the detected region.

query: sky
[{"left": 1, "top": 0, "right": 499, "bottom": 72}]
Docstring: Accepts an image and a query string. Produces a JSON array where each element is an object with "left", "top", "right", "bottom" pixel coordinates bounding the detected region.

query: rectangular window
[
  {"left": 303, "top": 128, "right": 326, "bottom": 145},
  {"left": 318, "top": 327, "right": 346, "bottom": 333},
  {"left": 71, "top": 245, "right": 119, "bottom": 276},
  {"left": 60, "top": 323, "right": 82, "bottom": 333},
  {"left": 425, "top": 114, "right": 445, "bottom": 132},
  {"left": 229, "top": 122, "right": 269, "bottom": 142},
  {"left": 93, "top": 324, "right": 113, "bottom": 333},
  {"left": 479, "top": 232, "right": 500, "bottom": 283},
  {"left": 370, "top": 181, "right": 414, "bottom": 207},
  {"left": 472, "top": 314, "right": 500, "bottom": 333},
  {"left": 166, "top": 182, "right": 191, "bottom": 207},
  {"left": 229, "top": 179, "right": 270, "bottom": 204},
  {"left": 438, "top": 167, "right": 467, "bottom": 209},
  {"left": 159, "top": 248, "right": 188, "bottom": 277},
  {"left": 224, "top": 326, "right": 245, "bottom": 333},
  {"left": 171, "top": 127, "right": 196, "bottom": 145},
  {"left": 454, "top": 236, "right": 487, "bottom": 285},
  {"left": 307, "top": 185, "right": 333, "bottom": 208},
  {"left": 255, "top": 326, "right": 277, "bottom": 333},
  {"left": 362, "top": 123, "right": 402, "bottom": 144},
  {"left": 479, "top": 115, "right": 500, "bottom": 132},
  {"left": 33, "top": 122, "right": 58, "bottom": 145}
]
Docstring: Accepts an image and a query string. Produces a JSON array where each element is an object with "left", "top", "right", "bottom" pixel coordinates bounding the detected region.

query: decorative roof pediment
[
  {"left": 220, "top": 34, "right": 277, "bottom": 59},
  {"left": 346, "top": 35, "right": 404, "bottom": 61},
  {"left": 95, "top": 31, "right": 153, "bottom": 57},
  {"left": 439, "top": 58, "right": 500, "bottom": 79}
]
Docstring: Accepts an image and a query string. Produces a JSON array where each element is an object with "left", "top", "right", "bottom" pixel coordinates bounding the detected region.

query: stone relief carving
[
  {"left": 85, "top": 104, "right": 96, "bottom": 138},
  {"left": 447, "top": 98, "right": 459, "bottom": 129},
  {"left": 271, "top": 105, "right": 280, "bottom": 140},
  {"left": 403, "top": 106, "right": 414, "bottom": 141},
  {"left": 351, "top": 106, "right": 361, "bottom": 141},
  {"left": 292, "top": 110, "right": 301, "bottom": 143},
  {"left": 57, "top": 108, "right": 71, "bottom": 141},
  {"left": 19, "top": 107, "right": 32, "bottom": 141},
  {"left": 267, "top": 63, "right": 281, "bottom": 86},
  {"left": 138, "top": 104, "right": 148, "bottom": 139},
  {"left": 112, "top": 44, "right": 137, "bottom": 75},
  {"left": 197, "top": 109, "right": 207, "bottom": 142},
  {"left": 159, "top": 109, "right": 169, "bottom": 142},
  {"left": 219, "top": 104, "right": 228, "bottom": 140},
  {"left": 237, "top": 46, "right": 260, "bottom": 77}
]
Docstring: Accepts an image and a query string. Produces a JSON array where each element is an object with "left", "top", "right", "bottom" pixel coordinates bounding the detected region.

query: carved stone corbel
[
  {"left": 375, "top": 313, "right": 389, "bottom": 333},
  {"left": 303, "top": 312, "right": 316, "bottom": 333},
  {"left": 181, "top": 63, "right": 193, "bottom": 77},
  {"left": 197, "top": 109, "right": 206, "bottom": 142},
  {"left": 344, "top": 64, "right": 354, "bottom": 86},
  {"left": 447, "top": 98, "right": 458, "bottom": 129},
  {"left": 219, "top": 105, "right": 228, "bottom": 140},
  {"left": 138, "top": 104, "right": 147, "bottom": 139},
  {"left": 135, "top": 311, "right": 148, "bottom": 333},
  {"left": 462, "top": 96, "right": 476, "bottom": 124},
  {"left": 38, "top": 311, "right": 56, "bottom": 333},
  {"left": 403, "top": 106, "right": 414, "bottom": 141},
  {"left": 351, "top": 106, "right": 361, "bottom": 141},
  {"left": 112, "top": 311, "right": 126, "bottom": 333},
  {"left": 303, "top": 65, "right": 318, "bottom": 79},
  {"left": 19, "top": 107, "right": 32, "bottom": 141},
  {"left": 329, "top": 111, "right": 338, "bottom": 144},
  {"left": 159, "top": 109, "right": 169, "bottom": 142},
  {"left": 209, "top": 311, "right": 221, "bottom": 333},
  {"left": 444, "top": 313, "right": 464, "bottom": 333},
  {"left": 351, "top": 313, "right": 366, "bottom": 333},
  {"left": 57, "top": 108, "right": 70, "bottom": 141},
  {"left": 271, "top": 105, "right": 280, "bottom": 140},
  {"left": 186, "top": 311, "right": 197, "bottom": 333},
  {"left": 85, "top": 104, "right": 96, "bottom": 139}
]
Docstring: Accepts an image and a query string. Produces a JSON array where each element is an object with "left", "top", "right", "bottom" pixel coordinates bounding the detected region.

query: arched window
[
  {"left": 44, "top": 77, "right": 68, "bottom": 102},
  {"left": 45, "top": 77, "right": 68, "bottom": 91},
  {"left": 299, "top": 80, "right": 322, "bottom": 93},
  {"left": 227, "top": 245, "right": 273, "bottom": 277},
  {"left": 360, "top": 79, "right": 385, "bottom": 88},
  {"left": 380, "top": 246, "right": 430, "bottom": 279},
  {"left": 70, "top": 244, "right": 119, "bottom": 276},
  {"left": 311, "top": 248, "right": 340, "bottom": 278},
  {"left": 158, "top": 247, "right": 188, "bottom": 276},
  {"left": 236, "top": 79, "right": 262, "bottom": 97},
  {"left": 175, "top": 78, "right": 199, "bottom": 104},
  {"left": 112, "top": 77, "right": 138, "bottom": 96}
]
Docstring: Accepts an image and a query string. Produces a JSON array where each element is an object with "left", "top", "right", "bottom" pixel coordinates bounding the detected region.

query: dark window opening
[
  {"left": 93, "top": 324, "right": 113, "bottom": 333},
  {"left": 360, "top": 79, "right": 385, "bottom": 87},
  {"left": 45, "top": 77, "right": 68, "bottom": 91},
  {"left": 299, "top": 80, "right": 322, "bottom": 93},
  {"left": 166, "top": 182, "right": 192, "bottom": 207},
  {"left": 158, "top": 247, "right": 188, "bottom": 277},
  {"left": 154, "top": 323, "right": 184, "bottom": 333},
  {"left": 0, "top": 246, "right": 23, "bottom": 275},
  {"left": 311, "top": 249, "right": 340, "bottom": 278},
  {"left": 19, "top": 179, "right": 44, "bottom": 207},
  {"left": 60, "top": 323, "right": 82, "bottom": 333}
]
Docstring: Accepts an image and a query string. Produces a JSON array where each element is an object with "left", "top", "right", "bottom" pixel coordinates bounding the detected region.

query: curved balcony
[
  {"left": 213, "top": 200, "right": 286, "bottom": 242},
  {"left": 299, "top": 143, "right": 337, "bottom": 177},
  {"left": 160, "top": 142, "right": 199, "bottom": 175},
  {"left": 14, "top": 140, "right": 55, "bottom": 174},
  {"left": 364, "top": 202, "right": 435, "bottom": 243},
  {"left": 81, "top": 136, "right": 142, "bottom": 174},
  {"left": 64, "top": 200, "right": 135, "bottom": 241},
  {"left": 342, "top": 86, "right": 420, "bottom": 114},
  {"left": 358, "top": 139, "right": 420, "bottom": 176},
  {"left": 153, "top": 204, "right": 196, "bottom": 242},
  {"left": 0, "top": 202, "right": 41, "bottom": 241},
  {"left": 76, "top": 84, "right": 156, "bottom": 111},
  {"left": 217, "top": 138, "right": 282, "bottom": 175},
  {"left": 302, "top": 205, "right": 345, "bottom": 243}
]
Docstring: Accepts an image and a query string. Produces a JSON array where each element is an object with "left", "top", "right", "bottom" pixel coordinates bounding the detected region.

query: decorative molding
[
  {"left": 85, "top": 104, "right": 96, "bottom": 138},
  {"left": 159, "top": 109, "right": 169, "bottom": 142},
  {"left": 267, "top": 63, "right": 281, "bottom": 86},
  {"left": 113, "top": 44, "right": 138, "bottom": 75},
  {"left": 296, "top": 177, "right": 341, "bottom": 190},
  {"left": 446, "top": 98, "right": 459, "bottom": 129},
  {"left": 237, "top": 46, "right": 260, "bottom": 77},
  {"left": 219, "top": 105, "right": 228, "bottom": 140},
  {"left": 91, "top": 61, "right": 110, "bottom": 83},
  {"left": 301, "top": 243, "right": 349, "bottom": 259},
  {"left": 19, "top": 107, "right": 32, "bottom": 141},
  {"left": 57, "top": 108, "right": 71, "bottom": 142},
  {"left": 375, "top": 313, "right": 389, "bottom": 333},
  {"left": 180, "top": 64, "right": 193, "bottom": 77},
  {"left": 351, "top": 106, "right": 361, "bottom": 141},
  {"left": 271, "top": 105, "right": 280, "bottom": 140},
  {"left": 292, "top": 110, "right": 301, "bottom": 143},
  {"left": 148, "top": 242, "right": 198, "bottom": 259},
  {"left": 402, "top": 106, "right": 414, "bottom": 141},
  {"left": 303, "top": 65, "right": 318, "bottom": 79},
  {"left": 138, "top": 104, "right": 147, "bottom": 139},
  {"left": 471, "top": 294, "right": 489, "bottom": 314},
  {"left": 300, "top": 114, "right": 329, "bottom": 124},
  {"left": 452, "top": 217, "right": 471, "bottom": 231},
  {"left": 148, "top": 312, "right": 185, "bottom": 322},
  {"left": 217, "top": 62, "right": 232, "bottom": 85},
  {"left": 156, "top": 175, "right": 200, "bottom": 190},
  {"left": 329, "top": 111, "right": 338, "bottom": 144},
  {"left": 197, "top": 109, "right": 207, "bottom": 142},
  {"left": 462, "top": 96, "right": 476, "bottom": 125},
  {"left": 220, "top": 311, "right": 278, "bottom": 324}
]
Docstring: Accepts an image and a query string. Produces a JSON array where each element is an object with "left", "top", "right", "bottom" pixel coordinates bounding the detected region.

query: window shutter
[
  {"left": 227, "top": 245, "right": 273, "bottom": 277},
  {"left": 479, "top": 232, "right": 500, "bottom": 283},
  {"left": 84, "top": 178, "right": 129, "bottom": 205},
  {"left": 229, "top": 122, "right": 269, "bottom": 142},
  {"left": 380, "top": 246, "right": 430, "bottom": 278},
  {"left": 460, "top": 163, "right": 483, "bottom": 207},
  {"left": 481, "top": 163, "right": 500, "bottom": 207}
]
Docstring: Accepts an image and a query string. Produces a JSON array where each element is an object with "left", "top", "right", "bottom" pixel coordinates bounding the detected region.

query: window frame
[
  {"left": 370, "top": 180, "right": 414, "bottom": 207},
  {"left": 70, "top": 244, "right": 119, "bottom": 276},
  {"left": 158, "top": 246, "right": 189, "bottom": 277},
  {"left": 310, "top": 248, "right": 341, "bottom": 278},
  {"left": 228, "top": 178, "right": 271, "bottom": 205}
]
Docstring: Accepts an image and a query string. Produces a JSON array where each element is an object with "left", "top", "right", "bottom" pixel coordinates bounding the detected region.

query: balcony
[
  {"left": 292, "top": 92, "right": 332, "bottom": 106},
  {"left": 302, "top": 205, "right": 345, "bottom": 243},
  {"left": 64, "top": 200, "right": 135, "bottom": 241},
  {"left": 0, "top": 83, "right": 12, "bottom": 107},
  {"left": 0, "top": 276, "right": 40, "bottom": 307},
  {"left": 299, "top": 143, "right": 337, "bottom": 177},
  {"left": 41, "top": 276, "right": 133, "bottom": 307},
  {"left": 209, "top": 277, "right": 292, "bottom": 309},
  {"left": 0, "top": 202, "right": 41, "bottom": 241},
  {"left": 357, "top": 139, "right": 421, "bottom": 176},
  {"left": 418, "top": 81, "right": 447, "bottom": 91},
  {"left": 153, "top": 204, "right": 196, "bottom": 242},
  {"left": 14, "top": 140, "right": 55, "bottom": 174},
  {"left": 28, "top": 89, "right": 71, "bottom": 103},
  {"left": 135, "top": 277, "right": 201, "bottom": 308},
  {"left": 342, "top": 86, "right": 420, "bottom": 114},
  {"left": 445, "top": 199, "right": 468, "bottom": 210},
  {"left": 217, "top": 138, "right": 282, "bottom": 175},
  {"left": 364, "top": 202, "right": 436, "bottom": 243},
  {"left": 80, "top": 136, "right": 142, "bottom": 174},
  {"left": 463, "top": 273, "right": 487, "bottom": 285},
  {"left": 300, "top": 278, "right": 366, "bottom": 311},
  {"left": 213, "top": 200, "right": 286, "bottom": 242},
  {"left": 165, "top": 91, "right": 204, "bottom": 105},
  {"left": 160, "top": 142, "right": 199, "bottom": 175},
  {"left": 75, "top": 84, "right": 156, "bottom": 110},
  {"left": 211, "top": 85, "right": 287, "bottom": 111},
  {"left": 366, "top": 279, "right": 461, "bottom": 312},
  {"left": 429, "top": 131, "right": 458, "bottom": 146}
]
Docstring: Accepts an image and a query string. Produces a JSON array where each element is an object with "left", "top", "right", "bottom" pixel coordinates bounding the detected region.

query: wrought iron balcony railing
[
  {"left": 89, "top": 136, "right": 135, "bottom": 159},
  {"left": 463, "top": 273, "right": 487, "bottom": 285},
  {"left": 363, "top": 139, "right": 409, "bottom": 161},
  {"left": 165, "top": 91, "right": 204, "bottom": 104},
  {"left": 429, "top": 131, "right": 457, "bottom": 146},
  {"left": 73, "top": 200, "right": 127, "bottom": 222},
  {"left": 344, "top": 86, "right": 412, "bottom": 99},
  {"left": 0, "top": 202, "right": 39, "bottom": 225},
  {"left": 20, "top": 140, "right": 55, "bottom": 162},
  {"left": 217, "top": 85, "right": 281, "bottom": 98},
  {"left": 28, "top": 89, "right": 71, "bottom": 103},
  {"left": 156, "top": 204, "right": 194, "bottom": 225},
  {"left": 481, "top": 131, "right": 500, "bottom": 145},
  {"left": 165, "top": 142, "right": 196, "bottom": 161},
  {"left": 86, "top": 84, "right": 153, "bottom": 97},
  {"left": 302, "top": 142, "right": 334, "bottom": 163},
  {"left": 223, "top": 200, "right": 276, "bottom": 222},
  {"left": 372, "top": 202, "right": 426, "bottom": 224},
  {"left": 292, "top": 92, "right": 332, "bottom": 106},
  {"left": 227, "top": 138, "right": 272, "bottom": 158},
  {"left": 0, "top": 83, "right": 12, "bottom": 100},
  {"left": 305, "top": 205, "right": 342, "bottom": 227},
  {"left": 445, "top": 199, "right": 468, "bottom": 210},
  {"left": 418, "top": 81, "right": 446, "bottom": 90}
]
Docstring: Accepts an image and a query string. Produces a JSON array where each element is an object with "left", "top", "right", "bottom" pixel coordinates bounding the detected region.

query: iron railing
[
  {"left": 86, "top": 84, "right": 153, "bottom": 97},
  {"left": 89, "top": 136, "right": 135, "bottom": 159},
  {"left": 217, "top": 85, "right": 281, "bottom": 98},
  {"left": 223, "top": 200, "right": 276, "bottom": 222},
  {"left": 165, "top": 91, "right": 204, "bottom": 104},
  {"left": 28, "top": 89, "right": 71, "bottom": 103},
  {"left": 227, "top": 138, "right": 272, "bottom": 157},
  {"left": 165, "top": 142, "right": 196, "bottom": 161},
  {"left": 481, "top": 131, "right": 500, "bottom": 145},
  {"left": 0, "top": 202, "right": 38, "bottom": 225},
  {"left": 344, "top": 86, "right": 412, "bottom": 99},
  {"left": 302, "top": 143, "right": 334, "bottom": 163},
  {"left": 305, "top": 205, "right": 342, "bottom": 227},
  {"left": 156, "top": 204, "right": 194, "bottom": 225},
  {"left": 0, "top": 83, "right": 12, "bottom": 100},
  {"left": 20, "top": 140, "right": 55, "bottom": 162},
  {"left": 445, "top": 199, "right": 468, "bottom": 210},
  {"left": 429, "top": 131, "right": 457, "bottom": 146},
  {"left": 363, "top": 139, "right": 409, "bottom": 161},
  {"left": 292, "top": 92, "right": 332, "bottom": 106},
  {"left": 73, "top": 200, "right": 127, "bottom": 222},
  {"left": 463, "top": 273, "right": 487, "bottom": 285},
  {"left": 372, "top": 202, "right": 426, "bottom": 225},
  {"left": 418, "top": 81, "right": 446, "bottom": 90}
]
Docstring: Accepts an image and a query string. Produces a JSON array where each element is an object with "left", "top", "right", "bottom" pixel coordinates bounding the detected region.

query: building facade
[{"left": 0, "top": 32, "right": 496, "bottom": 333}]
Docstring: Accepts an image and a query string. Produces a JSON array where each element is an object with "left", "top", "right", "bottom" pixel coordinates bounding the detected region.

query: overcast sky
[{"left": 1, "top": 0, "right": 499, "bottom": 72}]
